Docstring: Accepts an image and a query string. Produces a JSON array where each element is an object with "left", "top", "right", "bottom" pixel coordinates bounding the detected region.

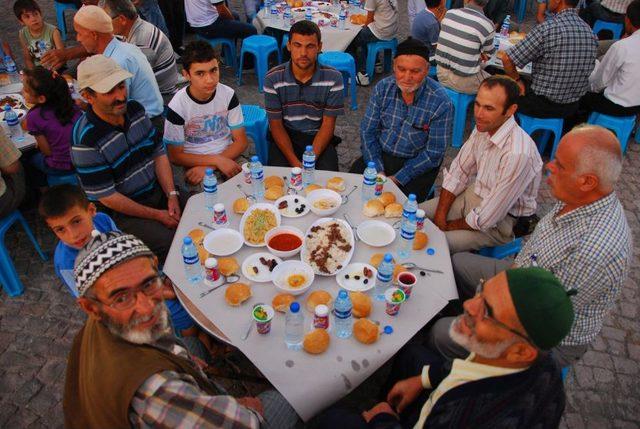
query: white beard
[
  {"left": 449, "top": 315, "right": 516, "bottom": 359},
  {"left": 103, "top": 302, "right": 173, "bottom": 345}
]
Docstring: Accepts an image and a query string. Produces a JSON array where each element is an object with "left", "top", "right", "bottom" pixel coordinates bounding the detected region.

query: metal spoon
[
  {"left": 199, "top": 275, "right": 241, "bottom": 298},
  {"left": 341, "top": 185, "right": 358, "bottom": 204},
  {"left": 401, "top": 262, "right": 443, "bottom": 274},
  {"left": 241, "top": 302, "right": 265, "bottom": 341},
  {"left": 236, "top": 184, "right": 257, "bottom": 203},
  {"left": 343, "top": 213, "right": 360, "bottom": 242},
  {"left": 198, "top": 221, "right": 215, "bottom": 231}
]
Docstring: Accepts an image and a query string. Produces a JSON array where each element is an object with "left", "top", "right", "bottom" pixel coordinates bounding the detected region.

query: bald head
[{"left": 566, "top": 125, "right": 622, "bottom": 191}]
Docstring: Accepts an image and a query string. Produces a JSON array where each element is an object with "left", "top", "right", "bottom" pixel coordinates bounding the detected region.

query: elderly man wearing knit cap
[
  {"left": 64, "top": 231, "right": 300, "bottom": 429},
  {"left": 319, "top": 267, "right": 573, "bottom": 429},
  {"left": 350, "top": 38, "right": 453, "bottom": 203}
]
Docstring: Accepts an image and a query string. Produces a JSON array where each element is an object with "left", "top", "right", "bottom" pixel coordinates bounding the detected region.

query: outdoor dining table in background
[
  {"left": 0, "top": 82, "right": 36, "bottom": 151},
  {"left": 164, "top": 167, "right": 458, "bottom": 421}
]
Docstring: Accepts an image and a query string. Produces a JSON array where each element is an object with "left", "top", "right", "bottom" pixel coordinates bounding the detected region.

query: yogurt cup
[
  {"left": 385, "top": 288, "right": 406, "bottom": 316},
  {"left": 242, "top": 162, "right": 252, "bottom": 184},
  {"left": 252, "top": 304, "right": 275, "bottom": 334}
]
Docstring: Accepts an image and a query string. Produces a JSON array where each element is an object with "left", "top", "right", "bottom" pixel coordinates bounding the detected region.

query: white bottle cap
[
  {"left": 315, "top": 304, "right": 329, "bottom": 317},
  {"left": 204, "top": 258, "right": 218, "bottom": 268}
]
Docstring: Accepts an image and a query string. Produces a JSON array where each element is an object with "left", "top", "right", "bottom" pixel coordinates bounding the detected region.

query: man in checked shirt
[{"left": 422, "top": 75, "right": 542, "bottom": 253}]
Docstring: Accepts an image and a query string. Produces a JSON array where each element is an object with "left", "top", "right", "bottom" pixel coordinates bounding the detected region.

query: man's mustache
[{"left": 112, "top": 99, "right": 127, "bottom": 107}]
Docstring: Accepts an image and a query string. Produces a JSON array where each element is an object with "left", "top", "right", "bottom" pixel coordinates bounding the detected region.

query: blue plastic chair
[
  {"left": 428, "top": 65, "right": 437, "bottom": 79},
  {"left": 280, "top": 34, "right": 289, "bottom": 59},
  {"left": 0, "top": 211, "right": 48, "bottom": 297},
  {"left": 446, "top": 0, "right": 452, "bottom": 8},
  {"left": 197, "top": 35, "right": 237, "bottom": 70},
  {"left": 514, "top": 0, "right": 528, "bottom": 22},
  {"left": 561, "top": 366, "right": 569, "bottom": 381},
  {"left": 47, "top": 173, "right": 79, "bottom": 186},
  {"left": 593, "top": 20, "right": 624, "bottom": 40},
  {"left": 54, "top": 1, "right": 78, "bottom": 41},
  {"left": 365, "top": 38, "right": 398, "bottom": 80},
  {"left": 517, "top": 113, "right": 564, "bottom": 158},
  {"left": 237, "top": 35, "right": 281, "bottom": 93},
  {"left": 478, "top": 238, "right": 523, "bottom": 259},
  {"left": 444, "top": 88, "right": 475, "bottom": 148},
  {"left": 319, "top": 51, "right": 358, "bottom": 111},
  {"left": 241, "top": 104, "right": 269, "bottom": 164},
  {"left": 587, "top": 112, "right": 636, "bottom": 154}
]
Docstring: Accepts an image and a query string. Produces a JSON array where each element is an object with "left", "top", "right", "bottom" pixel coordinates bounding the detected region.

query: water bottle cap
[
  {"left": 305, "top": 145, "right": 313, "bottom": 151},
  {"left": 367, "top": 161, "right": 375, "bottom": 168},
  {"left": 426, "top": 247, "right": 435, "bottom": 255},
  {"left": 383, "top": 253, "right": 393, "bottom": 262},
  {"left": 183, "top": 236, "right": 193, "bottom": 245},
  {"left": 290, "top": 302, "right": 300, "bottom": 313},
  {"left": 338, "top": 290, "right": 348, "bottom": 299},
  {"left": 205, "top": 168, "right": 213, "bottom": 176},
  {"left": 383, "top": 325, "right": 393, "bottom": 334},
  {"left": 251, "top": 155, "right": 259, "bottom": 162},
  {"left": 3, "top": 105, "right": 10, "bottom": 111},
  {"left": 408, "top": 194, "right": 416, "bottom": 201}
]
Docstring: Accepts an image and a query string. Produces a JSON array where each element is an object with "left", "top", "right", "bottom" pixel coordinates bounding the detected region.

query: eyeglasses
[
  {"left": 474, "top": 280, "right": 534, "bottom": 345},
  {"left": 88, "top": 274, "right": 163, "bottom": 311}
]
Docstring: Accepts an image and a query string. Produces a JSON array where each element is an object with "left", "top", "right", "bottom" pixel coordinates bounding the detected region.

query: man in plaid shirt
[{"left": 426, "top": 125, "right": 632, "bottom": 368}]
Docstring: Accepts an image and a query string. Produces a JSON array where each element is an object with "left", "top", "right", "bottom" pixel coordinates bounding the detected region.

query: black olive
[
  {"left": 354, "top": 275, "right": 360, "bottom": 280},
  {"left": 420, "top": 271, "right": 426, "bottom": 276},
  {"left": 344, "top": 274, "right": 349, "bottom": 279},
  {"left": 363, "top": 279, "right": 369, "bottom": 284},
  {"left": 294, "top": 198, "right": 299, "bottom": 203}
]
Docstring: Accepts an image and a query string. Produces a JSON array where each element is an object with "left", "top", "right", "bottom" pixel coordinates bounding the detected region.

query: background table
[
  {"left": 0, "top": 83, "right": 36, "bottom": 151},
  {"left": 163, "top": 167, "right": 458, "bottom": 421}
]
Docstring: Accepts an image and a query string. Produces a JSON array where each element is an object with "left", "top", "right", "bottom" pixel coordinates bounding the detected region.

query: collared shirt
[
  {"left": 411, "top": 8, "right": 440, "bottom": 58},
  {"left": 0, "top": 132, "right": 21, "bottom": 197},
  {"left": 442, "top": 116, "right": 542, "bottom": 231},
  {"left": 365, "top": 0, "right": 399, "bottom": 40},
  {"left": 514, "top": 193, "right": 632, "bottom": 346},
  {"left": 360, "top": 76, "right": 453, "bottom": 185},
  {"left": 602, "top": 0, "right": 633, "bottom": 13},
  {"left": 435, "top": 4, "right": 495, "bottom": 76},
  {"left": 408, "top": 0, "right": 426, "bottom": 27},
  {"left": 103, "top": 37, "right": 164, "bottom": 117},
  {"left": 589, "top": 29, "right": 640, "bottom": 108},
  {"left": 71, "top": 101, "right": 165, "bottom": 200},
  {"left": 507, "top": 8, "right": 597, "bottom": 104},
  {"left": 127, "top": 17, "right": 178, "bottom": 97},
  {"left": 263, "top": 61, "right": 344, "bottom": 134}
]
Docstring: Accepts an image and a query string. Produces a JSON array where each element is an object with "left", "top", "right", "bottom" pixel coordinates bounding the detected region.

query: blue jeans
[{"left": 347, "top": 26, "right": 381, "bottom": 73}]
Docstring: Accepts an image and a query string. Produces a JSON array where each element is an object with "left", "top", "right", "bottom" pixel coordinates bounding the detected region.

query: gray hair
[
  {"left": 100, "top": 0, "right": 138, "bottom": 20},
  {"left": 572, "top": 124, "right": 623, "bottom": 190}
]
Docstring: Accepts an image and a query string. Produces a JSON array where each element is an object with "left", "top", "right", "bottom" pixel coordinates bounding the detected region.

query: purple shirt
[{"left": 26, "top": 106, "right": 81, "bottom": 170}]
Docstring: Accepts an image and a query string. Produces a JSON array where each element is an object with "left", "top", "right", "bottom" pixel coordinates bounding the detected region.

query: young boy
[
  {"left": 14, "top": 0, "right": 64, "bottom": 69},
  {"left": 163, "top": 40, "right": 248, "bottom": 187}
]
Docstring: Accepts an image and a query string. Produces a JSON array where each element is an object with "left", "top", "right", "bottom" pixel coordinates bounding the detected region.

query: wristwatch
[{"left": 168, "top": 190, "right": 180, "bottom": 197}]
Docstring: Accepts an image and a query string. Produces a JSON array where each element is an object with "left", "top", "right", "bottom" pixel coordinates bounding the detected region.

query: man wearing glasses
[{"left": 63, "top": 231, "right": 299, "bottom": 428}]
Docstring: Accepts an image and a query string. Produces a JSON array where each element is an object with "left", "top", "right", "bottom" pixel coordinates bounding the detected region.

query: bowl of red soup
[{"left": 265, "top": 226, "right": 305, "bottom": 258}]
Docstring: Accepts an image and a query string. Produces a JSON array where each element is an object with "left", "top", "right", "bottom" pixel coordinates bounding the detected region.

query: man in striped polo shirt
[
  {"left": 435, "top": 0, "right": 495, "bottom": 94},
  {"left": 71, "top": 55, "right": 184, "bottom": 263},
  {"left": 263, "top": 21, "right": 344, "bottom": 171}
]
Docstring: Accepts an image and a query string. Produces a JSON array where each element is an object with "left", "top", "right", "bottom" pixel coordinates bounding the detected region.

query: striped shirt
[
  {"left": 435, "top": 4, "right": 495, "bottom": 76},
  {"left": 263, "top": 61, "right": 344, "bottom": 134},
  {"left": 602, "top": 0, "right": 633, "bottom": 13},
  {"left": 126, "top": 17, "right": 178, "bottom": 98},
  {"left": 514, "top": 193, "right": 631, "bottom": 346},
  {"left": 71, "top": 101, "right": 165, "bottom": 201},
  {"left": 442, "top": 116, "right": 542, "bottom": 231}
]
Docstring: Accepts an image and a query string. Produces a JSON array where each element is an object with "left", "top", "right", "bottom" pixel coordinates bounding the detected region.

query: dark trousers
[
  {"left": 267, "top": 128, "right": 340, "bottom": 172},
  {"left": 0, "top": 166, "right": 25, "bottom": 219},
  {"left": 517, "top": 89, "right": 580, "bottom": 119},
  {"left": 346, "top": 26, "right": 382, "bottom": 73},
  {"left": 579, "top": 0, "right": 625, "bottom": 30},
  {"left": 193, "top": 18, "right": 257, "bottom": 41},
  {"left": 158, "top": 0, "right": 186, "bottom": 50},
  {"left": 349, "top": 154, "right": 440, "bottom": 203}
]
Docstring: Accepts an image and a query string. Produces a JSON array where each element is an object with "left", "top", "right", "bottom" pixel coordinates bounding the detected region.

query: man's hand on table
[
  {"left": 362, "top": 402, "right": 399, "bottom": 422},
  {"left": 167, "top": 194, "right": 181, "bottom": 221},
  {"left": 156, "top": 209, "right": 179, "bottom": 229},
  {"left": 185, "top": 166, "right": 208, "bottom": 185},
  {"left": 387, "top": 375, "right": 424, "bottom": 414},
  {"left": 41, "top": 49, "right": 67, "bottom": 70},
  {"left": 214, "top": 156, "right": 242, "bottom": 178},
  {"left": 237, "top": 397, "right": 264, "bottom": 417}
]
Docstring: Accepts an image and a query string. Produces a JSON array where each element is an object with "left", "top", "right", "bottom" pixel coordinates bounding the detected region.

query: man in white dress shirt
[{"left": 421, "top": 76, "right": 543, "bottom": 253}]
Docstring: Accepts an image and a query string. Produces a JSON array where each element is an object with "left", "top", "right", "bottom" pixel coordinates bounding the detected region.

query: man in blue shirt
[
  {"left": 411, "top": 0, "right": 442, "bottom": 58},
  {"left": 350, "top": 38, "right": 453, "bottom": 202}
]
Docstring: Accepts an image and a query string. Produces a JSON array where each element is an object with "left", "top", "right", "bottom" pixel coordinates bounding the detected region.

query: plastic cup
[
  {"left": 242, "top": 163, "right": 252, "bottom": 184},
  {"left": 397, "top": 272, "right": 417, "bottom": 299},
  {"left": 252, "top": 304, "right": 275, "bottom": 334},
  {"left": 385, "top": 288, "right": 406, "bottom": 316},
  {"left": 374, "top": 174, "right": 387, "bottom": 196}
]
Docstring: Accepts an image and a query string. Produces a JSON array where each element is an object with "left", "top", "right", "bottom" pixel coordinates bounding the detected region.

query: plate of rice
[{"left": 301, "top": 218, "right": 355, "bottom": 276}]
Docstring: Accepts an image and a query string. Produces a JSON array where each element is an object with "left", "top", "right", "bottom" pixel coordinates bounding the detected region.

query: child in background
[
  {"left": 14, "top": 0, "right": 64, "bottom": 69},
  {"left": 22, "top": 67, "right": 81, "bottom": 187}
]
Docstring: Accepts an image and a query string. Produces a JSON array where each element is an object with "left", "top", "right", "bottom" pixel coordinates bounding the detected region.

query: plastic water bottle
[
  {"left": 402, "top": 193, "right": 418, "bottom": 220},
  {"left": 283, "top": 7, "right": 292, "bottom": 28},
  {"left": 338, "top": 8, "right": 346, "bottom": 30},
  {"left": 500, "top": 15, "right": 510, "bottom": 37},
  {"left": 182, "top": 237, "right": 203, "bottom": 283},
  {"left": 305, "top": 7, "right": 313, "bottom": 21},
  {"left": 362, "top": 161, "right": 377, "bottom": 201},
  {"left": 375, "top": 253, "right": 394, "bottom": 301},
  {"left": 203, "top": 168, "right": 218, "bottom": 210},
  {"left": 285, "top": 302, "right": 305, "bottom": 350},
  {"left": 4, "top": 56, "right": 19, "bottom": 84},
  {"left": 397, "top": 213, "right": 417, "bottom": 259},
  {"left": 264, "top": 0, "right": 271, "bottom": 19},
  {"left": 333, "top": 290, "right": 353, "bottom": 338},
  {"left": 3, "top": 105, "right": 23, "bottom": 140},
  {"left": 270, "top": 4, "right": 279, "bottom": 21},
  {"left": 250, "top": 155, "right": 265, "bottom": 200},
  {"left": 302, "top": 145, "right": 315, "bottom": 187}
]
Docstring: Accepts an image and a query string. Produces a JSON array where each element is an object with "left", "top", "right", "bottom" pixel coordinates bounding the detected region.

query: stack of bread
[
  {"left": 326, "top": 177, "right": 345, "bottom": 192},
  {"left": 363, "top": 191, "right": 402, "bottom": 218},
  {"left": 233, "top": 197, "right": 249, "bottom": 214},
  {"left": 264, "top": 176, "right": 285, "bottom": 200}
]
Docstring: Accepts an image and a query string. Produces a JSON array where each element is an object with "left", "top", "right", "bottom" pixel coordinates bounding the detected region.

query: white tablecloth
[
  {"left": 163, "top": 167, "right": 458, "bottom": 421},
  {"left": 0, "top": 83, "right": 36, "bottom": 151}
]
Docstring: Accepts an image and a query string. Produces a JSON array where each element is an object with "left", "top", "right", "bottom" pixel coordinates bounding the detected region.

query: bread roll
[
  {"left": 377, "top": 192, "right": 396, "bottom": 207},
  {"left": 265, "top": 186, "right": 285, "bottom": 201},
  {"left": 224, "top": 282, "right": 251, "bottom": 306},
  {"left": 304, "top": 184, "right": 322, "bottom": 195},
  {"left": 233, "top": 197, "right": 250, "bottom": 214},
  {"left": 326, "top": 177, "right": 346, "bottom": 192},
  {"left": 354, "top": 319, "right": 379, "bottom": 344},
  {"left": 350, "top": 292, "right": 372, "bottom": 318},
  {"left": 264, "top": 175, "right": 285, "bottom": 189},
  {"left": 303, "top": 328, "right": 330, "bottom": 354},
  {"left": 413, "top": 231, "right": 428, "bottom": 250},
  {"left": 384, "top": 203, "right": 403, "bottom": 218},
  {"left": 306, "top": 290, "right": 332, "bottom": 312},
  {"left": 272, "top": 293, "right": 296, "bottom": 313},
  {"left": 393, "top": 264, "right": 408, "bottom": 284},
  {"left": 363, "top": 199, "right": 385, "bottom": 217},
  {"left": 218, "top": 257, "right": 239, "bottom": 276}
]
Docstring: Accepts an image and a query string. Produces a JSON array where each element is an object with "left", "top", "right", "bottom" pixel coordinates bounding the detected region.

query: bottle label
[
  {"left": 401, "top": 229, "right": 416, "bottom": 240},
  {"left": 204, "top": 183, "right": 217, "bottom": 193},
  {"left": 303, "top": 158, "right": 315, "bottom": 169},
  {"left": 363, "top": 175, "right": 376, "bottom": 186},
  {"left": 334, "top": 308, "right": 352, "bottom": 320},
  {"left": 402, "top": 208, "right": 416, "bottom": 218},
  {"left": 183, "top": 254, "right": 199, "bottom": 265},
  {"left": 251, "top": 169, "right": 264, "bottom": 181},
  {"left": 377, "top": 271, "right": 392, "bottom": 282}
]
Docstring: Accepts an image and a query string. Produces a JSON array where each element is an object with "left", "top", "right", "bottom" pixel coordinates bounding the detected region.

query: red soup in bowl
[{"left": 268, "top": 233, "right": 303, "bottom": 252}]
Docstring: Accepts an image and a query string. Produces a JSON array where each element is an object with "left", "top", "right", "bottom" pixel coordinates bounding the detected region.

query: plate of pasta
[{"left": 239, "top": 203, "right": 282, "bottom": 247}]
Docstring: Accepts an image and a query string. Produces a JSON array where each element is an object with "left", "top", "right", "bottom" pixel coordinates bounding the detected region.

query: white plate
[
  {"left": 274, "top": 195, "right": 309, "bottom": 218},
  {"left": 202, "top": 228, "right": 243, "bottom": 256},
  {"left": 241, "top": 252, "right": 283, "bottom": 282},
  {"left": 300, "top": 217, "right": 355, "bottom": 276},
  {"left": 271, "top": 260, "right": 315, "bottom": 296},
  {"left": 307, "top": 188, "right": 342, "bottom": 216},
  {"left": 357, "top": 220, "right": 396, "bottom": 247},
  {"left": 239, "top": 203, "right": 282, "bottom": 247},
  {"left": 336, "top": 262, "right": 377, "bottom": 292}
]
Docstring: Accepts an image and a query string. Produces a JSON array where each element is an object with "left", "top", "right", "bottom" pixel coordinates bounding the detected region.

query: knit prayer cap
[
  {"left": 74, "top": 231, "right": 153, "bottom": 297},
  {"left": 73, "top": 5, "right": 114, "bottom": 33},
  {"left": 506, "top": 267, "right": 576, "bottom": 350},
  {"left": 394, "top": 37, "right": 430, "bottom": 63}
]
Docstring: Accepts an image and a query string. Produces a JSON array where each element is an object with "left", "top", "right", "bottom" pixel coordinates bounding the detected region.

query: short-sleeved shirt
[
  {"left": 263, "top": 62, "right": 344, "bottom": 134},
  {"left": 26, "top": 106, "right": 82, "bottom": 171},
  {"left": 365, "top": 0, "right": 399, "bottom": 40},
  {"left": 103, "top": 37, "right": 164, "bottom": 117},
  {"left": 0, "top": 132, "right": 21, "bottom": 197},
  {"left": 186, "top": 0, "right": 223, "bottom": 27},
  {"left": 19, "top": 22, "right": 56, "bottom": 67},
  {"left": 164, "top": 83, "right": 244, "bottom": 155},
  {"left": 71, "top": 101, "right": 165, "bottom": 201},
  {"left": 411, "top": 9, "right": 440, "bottom": 57},
  {"left": 506, "top": 8, "right": 597, "bottom": 104},
  {"left": 602, "top": 0, "right": 633, "bottom": 14}
]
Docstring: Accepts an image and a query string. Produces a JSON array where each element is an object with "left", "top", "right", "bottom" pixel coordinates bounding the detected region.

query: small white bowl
[
  {"left": 271, "top": 260, "right": 315, "bottom": 296},
  {"left": 265, "top": 226, "right": 304, "bottom": 258},
  {"left": 307, "top": 189, "right": 342, "bottom": 216}
]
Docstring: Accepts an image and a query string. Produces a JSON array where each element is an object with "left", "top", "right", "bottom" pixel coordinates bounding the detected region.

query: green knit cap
[{"left": 506, "top": 267, "right": 576, "bottom": 350}]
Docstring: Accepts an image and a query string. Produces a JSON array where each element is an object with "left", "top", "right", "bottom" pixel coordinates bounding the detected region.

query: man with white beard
[
  {"left": 63, "top": 231, "right": 300, "bottom": 429},
  {"left": 318, "top": 267, "right": 573, "bottom": 428},
  {"left": 350, "top": 38, "right": 453, "bottom": 203}
]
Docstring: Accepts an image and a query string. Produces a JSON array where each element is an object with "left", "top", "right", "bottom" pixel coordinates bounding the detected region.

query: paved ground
[{"left": 0, "top": 1, "right": 639, "bottom": 428}]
